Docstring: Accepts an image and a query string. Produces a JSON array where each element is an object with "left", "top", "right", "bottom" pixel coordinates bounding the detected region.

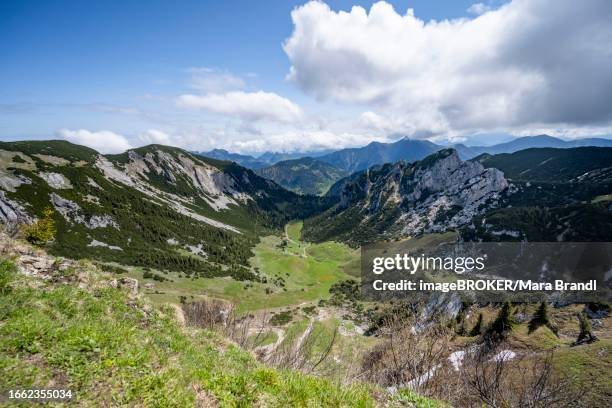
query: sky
[{"left": 1, "top": 0, "right": 611, "bottom": 154}]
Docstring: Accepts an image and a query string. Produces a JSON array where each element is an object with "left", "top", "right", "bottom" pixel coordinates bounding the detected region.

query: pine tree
[
  {"left": 489, "top": 302, "right": 514, "bottom": 336},
  {"left": 470, "top": 313, "right": 484, "bottom": 336},
  {"left": 529, "top": 301, "right": 550, "bottom": 332}
]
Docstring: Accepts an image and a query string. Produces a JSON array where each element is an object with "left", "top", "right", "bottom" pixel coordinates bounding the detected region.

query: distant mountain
[
  {"left": 255, "top": 157, "right": 348, "bottom": 196},
  {"left": 197, "top": 149, "right": 333, "bottom": 170},
  {"left": 317, "top": 139, "right": 441, "bottom": 173},
  {"left": 195, "top": 149, "right": 269, "bottom": 169},
  {"left": 198, "top": 135, "right": 612, "bottom": 172},
  {"left": 257, "top": 150, "right": 331, "bottom": 164},
  {"left": 0, "top": 140, "right": 331, "bottom": 278},
  {"left": 454, "top": 135, "right": 612, "bottom": 159},
  {"left": 474, "top": 147, "right": 612, "bottom": 182},
  {"left": 310, "top": 135, "right": 612, "bottom": 172}
]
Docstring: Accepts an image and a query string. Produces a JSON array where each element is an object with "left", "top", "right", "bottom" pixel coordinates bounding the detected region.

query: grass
[
  {"left": 0, "top": 258, "right": 379, "bottom": 407},
  {"left": 286, "top": 221, "right": 304, "bottom": 242},
  {"left": 507, "top": 325, "right": 564, "bottom": 350},
  {"left": 246, "top": 331, "right": 278, "bottom": 348},
  {"left": 394, "top": 388, "right": 448, "bottom": 407},
  {"left": 554, "top": 339, "right": 612, "bottom": 407},
  {"left": 129, "top": 221, "right": 359, "bottom": 314}
]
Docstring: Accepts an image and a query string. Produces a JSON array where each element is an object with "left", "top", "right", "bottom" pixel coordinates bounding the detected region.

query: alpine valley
[{"left": 1, "top": 137, "right": 612, "bottom": 407}]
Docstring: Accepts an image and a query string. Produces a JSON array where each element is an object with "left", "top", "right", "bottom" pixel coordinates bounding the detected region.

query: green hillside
[
  {"left": 0, "top": 258, "right": 379, "bottom": 407},
  {"left": 0, "top": 141, "right": 333, "bottom": 280},
  {"left": 475, "top": 147, "right": 612, "bottom": 182},
  {"left": 255, "top": 157, "right": 348, "bottom": 196}
]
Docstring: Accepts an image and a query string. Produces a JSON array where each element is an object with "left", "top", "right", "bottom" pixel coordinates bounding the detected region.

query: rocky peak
[{"left": 334, "top": 148, "right": 509, "bottom": 236}]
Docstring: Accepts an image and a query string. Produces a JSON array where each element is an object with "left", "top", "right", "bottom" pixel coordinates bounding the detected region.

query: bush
[
  {"left": 575, "top": 312, "right": 597, "bottom": 345},
  {"left": 22, "top": 207, "right": 56, "bottom": 246},
  {"left": 269, "top": 310, "right": 293, "bottom": 326}
]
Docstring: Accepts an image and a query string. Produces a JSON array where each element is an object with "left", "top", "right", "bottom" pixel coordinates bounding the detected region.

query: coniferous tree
[
  {"left": 470, "top": 313, "right": 484, "bottom": 336},
  {"left": 488, "top": 302, "right": 514, "bottom": 337}
]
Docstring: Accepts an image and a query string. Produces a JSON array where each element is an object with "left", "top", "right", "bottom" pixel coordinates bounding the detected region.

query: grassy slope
[
  {"left": 127, "top": 221, "right": 359, "bottom": 313},
  {"left": 553, "top": 339, "right": 612, "bottom": 407},
  {"left": 0, "top": 258, "right": 377, "bottom": 407}
]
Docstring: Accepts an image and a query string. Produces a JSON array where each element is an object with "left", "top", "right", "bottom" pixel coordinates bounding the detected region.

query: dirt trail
[
  {"left": 249, "top": 326, "right": 285, "bottom": 354},
  {"left": 284, "top": 223, "right": 309, "bottom": 258},
  {"left": 172, "top": 304, "right": 186, "bottom": 327}
]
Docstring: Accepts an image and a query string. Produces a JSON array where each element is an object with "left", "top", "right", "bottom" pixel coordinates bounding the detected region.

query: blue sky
[{"left": 1, "top": 0, "right": 611, "bottom": 153}]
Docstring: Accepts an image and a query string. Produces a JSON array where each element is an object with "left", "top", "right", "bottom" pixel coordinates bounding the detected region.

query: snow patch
[
  {"left": 186, "top": 243, "right": 206, "bottom": 257},
  {"left": 448, "top": 350, "right": 466, "bottom": 371},
  {"left": 491, "top": 350, "right": 516, "bottom": 362}
]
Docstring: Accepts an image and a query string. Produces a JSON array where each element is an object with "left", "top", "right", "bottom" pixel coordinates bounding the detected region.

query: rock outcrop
[
  {"left": 0, "top": 191, "right": 31, "bottom": 224},
  {"left": 330, "top": 149, "right": 508, "bottom": 238},
  {"left": 50, "top": 193, "right": 119, "bottom": 229}
]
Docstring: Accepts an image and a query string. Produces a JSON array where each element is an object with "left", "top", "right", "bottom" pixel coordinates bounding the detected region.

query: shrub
[
  {"left": 269, "top": 310, "right": 293, "bottom": 326},
  {"left": 22, "top": 207, "right": 56, "bottom": 246},
  {"left": 575, "top": 312, "right": 597, "bottom": 345}
]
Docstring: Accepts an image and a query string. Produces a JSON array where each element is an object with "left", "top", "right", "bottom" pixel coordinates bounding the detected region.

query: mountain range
[
  {"left": 303, "top": 146, "right": 612, "bottom": 245},
  {"left": 199, "top": 135, "right": 612, "bottom": 195},
  {"left": 198, "top": 135, "right": 612, "bottom": 172},
  {"left": 1, "top": 140, "right": 611, "bottom": 267},
  {"left": 0, "top": 140, "right": 330, "bottom": 279}
]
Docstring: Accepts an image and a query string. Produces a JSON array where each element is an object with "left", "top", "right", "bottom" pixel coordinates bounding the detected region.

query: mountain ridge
[
  {"left": 0, "top": 140, "right": 332, "bottom": 278},
  {"left": 197, "top": 135, "right": 612, "bottom": 172},
  {"left": 254, "top": 157, "right": 348, "bottom": 195}
]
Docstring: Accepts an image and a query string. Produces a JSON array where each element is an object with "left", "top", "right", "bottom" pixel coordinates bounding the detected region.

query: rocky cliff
[{"left": 303, "top": 149, "right": 509, "bottom": 244}]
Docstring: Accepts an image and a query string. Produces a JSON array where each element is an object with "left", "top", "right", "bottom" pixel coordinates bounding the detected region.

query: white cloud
[
  {"left": 188, "top": 67, "right": 245, "bottom": 92},
  {"left": 176, "top": 91, "right": 303, "bottom": 123},
  {"left": 467, "top": 3, "right": 491, "bottom": 15},
  {"left": 228, "top": 130, "right": 382, "bottom": 154},
  {"left": 58, "top": 129, "right": 131, "bottom": 154},
  {"left": 284, "top": 0, "right": 612, "bottom": 137},
  {"left": 138, "top": 129, "right": 172, "bottom": 145}
]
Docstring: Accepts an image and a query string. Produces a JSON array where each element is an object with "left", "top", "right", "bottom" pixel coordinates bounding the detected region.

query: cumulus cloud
[
  {"left": 58, "top": 129, "right": 131, "bottom": 153},
  {"left": 188, "top": 67, "right": 245, "bottom": 92},
  {"left": 138, "top": 129, "right": 172, "bottom": 145},
  {"left": 284, "top": 0, "right": 612, "bottom": 137},
  {"left": 228, "top": 130, "right": 383, "bottom": 154},
  {"left": 176, "top": 91, "right": 303, "bottom": 123}
]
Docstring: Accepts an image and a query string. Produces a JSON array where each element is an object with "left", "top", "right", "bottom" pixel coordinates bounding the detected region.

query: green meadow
[{"left": 127, "top": 221, "right": 359, "bottom": 313}]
